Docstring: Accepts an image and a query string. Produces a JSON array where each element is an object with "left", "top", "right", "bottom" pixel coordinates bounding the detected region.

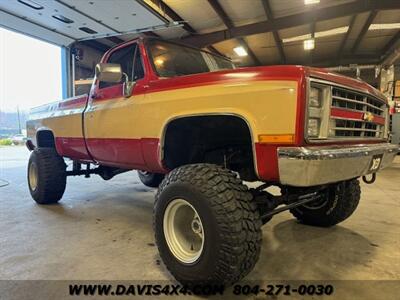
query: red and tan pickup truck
[{"left": 26, "top": 37, "right": 399, "bottom": 285}]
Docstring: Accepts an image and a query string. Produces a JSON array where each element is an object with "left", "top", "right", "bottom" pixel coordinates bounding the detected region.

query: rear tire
[
  {"left": 290, "top": 179, "right": 361, "bottom": 227},
  {"left": 154, "top": 164, "right": 262, "bottom": 285},
  {"left": 138, "top": 170, "right": 164, "bottom": 187},
  {"left": 28, "top": 148, "right": 67, "bottom": 204}
]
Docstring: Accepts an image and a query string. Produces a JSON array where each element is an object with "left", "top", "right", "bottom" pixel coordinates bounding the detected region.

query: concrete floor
[{"left": 0, "top": 146, "right": 399, "bottom": 299}]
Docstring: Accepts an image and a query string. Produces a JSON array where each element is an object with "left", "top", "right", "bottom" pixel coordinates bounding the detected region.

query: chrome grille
[
  {"left": 331, "top": 87, "right": 385, "bottom": 116},
  {"left": 306, "top": 80, "right": 388, "bottom": 141},
  {"left": 330, "top": 86, "right": 386, "bottom": 139},
  {"left": 332, "top": 119, "right": 382, "bottom": 138}
]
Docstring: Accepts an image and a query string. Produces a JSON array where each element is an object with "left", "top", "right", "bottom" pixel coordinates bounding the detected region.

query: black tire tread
[
  {"left": 290, "top": 179, "right": 361, "bottom": 227},
  {"left": 138, "top": 171, "right": 164, "bottom": 188},
  {"left": 28, "top": 148, "right": 67, "bottom": 204},
  {"left": 154, "top": 164, "right": 262, "bottom": 285}
]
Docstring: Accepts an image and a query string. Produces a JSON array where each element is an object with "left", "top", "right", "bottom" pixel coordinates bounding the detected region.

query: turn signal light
[{"left": 258, "top": 134, "right": 295, "bottom": 144}]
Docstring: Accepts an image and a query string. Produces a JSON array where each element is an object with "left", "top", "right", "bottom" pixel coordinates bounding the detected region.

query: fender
[
  {"left": 159, "top": 112, "right": 259, "bottom": 177},
  {"left": 34, "top": 127, "right": 53, "bottom": 147}
]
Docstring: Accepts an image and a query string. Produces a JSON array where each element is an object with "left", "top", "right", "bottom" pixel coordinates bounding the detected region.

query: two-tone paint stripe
[{"left": 331, "top": 107, "right": 386, "bottom": 126}]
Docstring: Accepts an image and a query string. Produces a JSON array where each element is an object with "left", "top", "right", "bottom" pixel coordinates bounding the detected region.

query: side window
[{"left": 99, "top": 43, "right": 137, "bottom": 89}]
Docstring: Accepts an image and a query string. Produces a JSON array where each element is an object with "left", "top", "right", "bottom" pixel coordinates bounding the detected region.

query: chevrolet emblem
[{"left": 363, "top": 112, "right": 374, "bottom": 122}]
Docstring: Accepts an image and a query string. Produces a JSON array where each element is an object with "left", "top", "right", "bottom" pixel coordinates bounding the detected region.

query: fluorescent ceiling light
[
  {"left": 304, "top": 0, "right": 320, "bottom": 4},
  {"left": 281, "top": 23, "right": 400, "bottom": 45},
  {"left": 304, "top": 39, "right": 315, "bottom": 50},
  {"left": 233, "top": 46, "right": 248, "bottom": 57},
  {"left": 282, "top": 26, "right": 349, "bottom": 43},
  {"left": 369, "top": 23, "right": 400, "bottom": 30},
  {"left": 317, "top": 26, "right": 349, "bottom": 38},
  {"left": 283, "top": 33, "right": 312, "bottom": 43}
]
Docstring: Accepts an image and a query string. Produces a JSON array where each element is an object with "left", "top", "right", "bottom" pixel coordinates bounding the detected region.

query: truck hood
[
  {"left": 211, "top": 65, "right": 387, "bottom": 102},
  {"left": 151, "top": 65, "right": 387, "bottom": 103},
  {"left": 229, "top": 65, "right": 387, "bottom": 102},
  {"left": 304, "top": 66, "right": 387, "bottom": 102}
]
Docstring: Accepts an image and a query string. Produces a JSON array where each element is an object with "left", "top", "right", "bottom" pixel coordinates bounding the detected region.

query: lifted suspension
[
  {"left": 251, "top": 184, "right": 328, "bottom": 223},
  {"left": 66, "top": 162, "right": 131, "bottom": 180}
]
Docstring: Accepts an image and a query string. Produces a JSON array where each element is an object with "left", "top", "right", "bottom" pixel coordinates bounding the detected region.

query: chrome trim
[
  {"left": 304, "top": 77, "right": 388, "bottom": 143},
  {"left": 332, "top": 127, "right": 382, "bottom": 133},
  {"left": 331, "top": 116, "right": 380, "bottom": 123},
  {"left": 278, "top": 143, "right": 399, "bottom": 187},
  {"left": 332, "top": 94, "right": 384, "bottom": 112},
  {"left": 309, "top": 77, "right": 387, "bottom": 103}
]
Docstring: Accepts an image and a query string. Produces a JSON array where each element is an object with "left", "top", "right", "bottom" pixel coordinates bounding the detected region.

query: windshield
[{"left": 147, "top": 40, "right": 235, "bottom": 77}]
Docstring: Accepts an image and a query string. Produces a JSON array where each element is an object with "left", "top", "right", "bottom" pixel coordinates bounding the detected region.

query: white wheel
[
  {"left": 163, "top": 198, "right": 204, "bottom": 264},
  {"left": 28, "top": 162, "right": 38, "bottom": 191},
  {"left": 154, "top": 164, "right": 262, "bottom": 285}
]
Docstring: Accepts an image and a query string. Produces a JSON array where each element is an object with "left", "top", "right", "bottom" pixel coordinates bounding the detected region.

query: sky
[{"left": 0, "top": 27, "right": 62, "bottom": 112}]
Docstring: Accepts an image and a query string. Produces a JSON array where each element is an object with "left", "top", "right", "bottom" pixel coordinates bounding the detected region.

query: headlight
[
  {"left": 309, "top": 87, "right": 321, "bottom": 107},
  {"left": 306, "top": 83, "right": 331, "bottom": 140},
  {"left": 307, "top": 118, "right": 320, "bottom": 137}
]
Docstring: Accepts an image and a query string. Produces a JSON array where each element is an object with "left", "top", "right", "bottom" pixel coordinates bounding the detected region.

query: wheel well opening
[
  {"left": 163, "top": 115, "right": 257, "bottom": 181},
  {"left": 36, "top": 130, "right": 56, "bottom": 148}
]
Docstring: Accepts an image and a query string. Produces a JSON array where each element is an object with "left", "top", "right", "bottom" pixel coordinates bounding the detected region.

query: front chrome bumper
[{"left": 278, "top": 143, "right": 399, "bottom": 187}]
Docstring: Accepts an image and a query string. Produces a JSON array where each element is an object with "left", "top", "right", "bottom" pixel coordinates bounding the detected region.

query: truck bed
[{"left": 26, "top": 94, "right": 90, "bottom": 160}]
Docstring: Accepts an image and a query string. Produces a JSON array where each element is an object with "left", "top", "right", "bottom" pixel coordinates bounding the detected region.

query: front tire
[
  {"left": 28, "top": 148, "right": 67, "bottom": 204},
  {"left": 137, "top": 170, "right": 164, "bottom": 188},
  {"left": 154, "top": 164, "right": 262, "bottom": 285},
  {"left": 290, "top": 179, "right": 361, "bottom": 227}
]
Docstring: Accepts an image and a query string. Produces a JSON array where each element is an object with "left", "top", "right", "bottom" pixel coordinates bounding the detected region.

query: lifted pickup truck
[{"left": 26, "top": 37, "right": 399, "bottom": 285}]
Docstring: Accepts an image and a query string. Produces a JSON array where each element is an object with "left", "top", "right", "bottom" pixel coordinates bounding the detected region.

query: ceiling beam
[
  {"left": 380, "top": 30, "right": 400, "bottom": 65},
  {"left": 381, "top": 30, "right": 400, "bottom": 55},
  {"left": 312, "top": 54, "right": 380, "bottom": 68},
  {"left": 207, "top": 0, "right": 260, "bottom": 65},
  {"left": 337, "top": 14, "right": 357, "bottom": 60},
  {"left": 180, "top": 0, "right": 400, "bottom": 47},
  {"left": 351, "top": 10, "right": 377, "bottom": 53},
  {"left": 236, "top": 39, "right": 261, "bottom": 65},
  {"left": 143, "top": 31, "right": 160, "bottom": 37},
  {"left": 309, "top": 21, "right": 316, "bottom": 63},
  {"left": 310, "top": 22, "right": 316, "bottom": 38},
  {"left": 206, "top": 46, "right": 224, "bottom": 56},
  {"left": 261, "top": 0, "right": 285, "bottom": 64},
  {"left": 106, "top": 36, "right": 124, "bottom": 44},
  {"left": 78, "top": 40, "right": 110, "bottom": 53},
  {"left": 207, "top": 0, "right": 233, "bottom": 28},
  {"left": 149, "top": 0, "right": 223, "bottom": 56},
  {"left": 149, "top": 0, "right": 196, "bottom": 33},
  {"left": 208, "top": 46, "right": 224, "bottom": 57}
]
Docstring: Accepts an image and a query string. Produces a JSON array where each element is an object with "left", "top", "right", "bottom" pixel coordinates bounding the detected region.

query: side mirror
[
  {"left": 95, "top": 63, "right": 134, "bottom": 98},
  {"left": 95, "top": 63, "right": 122, "bottom": 83}
]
